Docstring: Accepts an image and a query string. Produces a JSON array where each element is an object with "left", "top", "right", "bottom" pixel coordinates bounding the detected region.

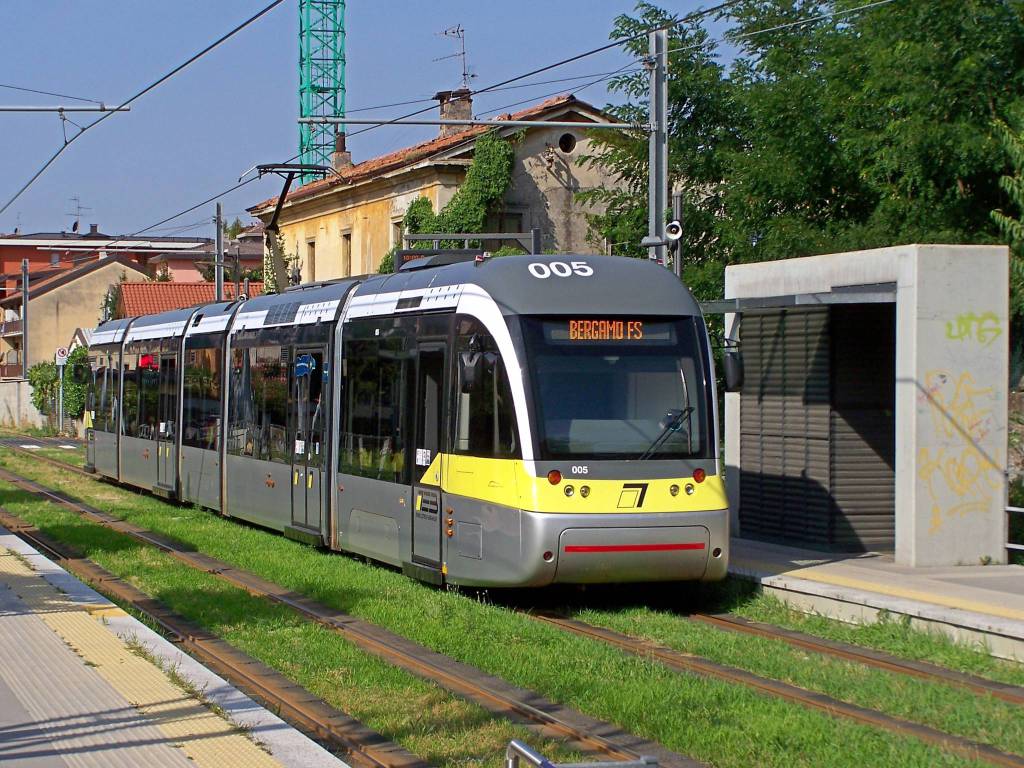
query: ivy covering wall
[{"left": 379, "top": 130, "right": 517, "bottom": 273}]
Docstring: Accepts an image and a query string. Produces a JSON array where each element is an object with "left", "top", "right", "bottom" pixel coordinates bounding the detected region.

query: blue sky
[{"left": 0, "top": 1, "right": 722, "bottom": 238}]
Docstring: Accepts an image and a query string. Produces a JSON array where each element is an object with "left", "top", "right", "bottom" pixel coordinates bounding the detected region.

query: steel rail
[
  {"left": 0, "top": 463, "right": 700, "bottom": 768},
  {"left": 7, "top": 442, "right": 1024, "bottom": 707},
  {"left": 525, "top": 611, "right": 1024, "bottom": 768},
  {"left": 0, "top": 507, "right": 426, "bottom": 768},
  {"left": 4, "top": 442, "right": 1023, "bottom": 707},
  {"left": 688, "top": 612, "right": 1024, "bottom": 706}
]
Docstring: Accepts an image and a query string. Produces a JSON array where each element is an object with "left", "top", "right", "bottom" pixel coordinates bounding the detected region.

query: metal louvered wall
[{"left": 738, "top": 305, "right": 895, "bottom": 552}]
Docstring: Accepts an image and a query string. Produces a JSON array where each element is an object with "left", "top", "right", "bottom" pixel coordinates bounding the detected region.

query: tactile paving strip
[{"left": 0, "top": 549, "right": 282, "bottom": 768}]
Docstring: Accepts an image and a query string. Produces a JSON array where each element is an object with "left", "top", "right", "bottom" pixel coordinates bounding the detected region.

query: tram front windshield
[{"left": 521, "top": 316, "right": 712, "bottom": 461}]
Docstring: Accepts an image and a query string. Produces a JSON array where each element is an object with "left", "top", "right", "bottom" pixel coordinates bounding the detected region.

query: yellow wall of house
[{"left": 275, "top": 174, "right": 463, "bottom": 282}]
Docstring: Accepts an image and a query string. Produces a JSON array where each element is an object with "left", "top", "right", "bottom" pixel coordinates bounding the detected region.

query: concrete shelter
[{"left": 724, "top": 244, "right": 1009, "bottom": 567}]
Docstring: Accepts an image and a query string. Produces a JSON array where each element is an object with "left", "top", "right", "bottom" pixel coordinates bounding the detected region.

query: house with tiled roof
[
  {"left": 0, "top": 255, "right": 148, "bottom": 379},
  {"left": 115, "top": 281, "right": 264, "bottom": 318},
  {"left": 247, "top": 92, "right": 619, "bottom": 281}
]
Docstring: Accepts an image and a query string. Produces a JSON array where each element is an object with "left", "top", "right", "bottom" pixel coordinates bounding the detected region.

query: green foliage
[
  {"left": 102, "top": 271, "right": 128, "bottom": 320},
  {"left": 263, "top": 232, "right": 298, "bottom": 292},
  {"left": 993, "top": 110, "right": 1024, "bottom": 321},
  {"left": 27, "top": 361, "right": 57, "bottom": 414},
  {"left": 153, "top": 264, "right": 173, "bottom": 282},
  {"left": 578, "top": 2, "right": 739, "bottom": 278},
  {"left": 197, "top": 260, "right": 264, "bottom": 284},
  {"left": 224, "top": 217, "right": 246, "bottom": 239},
  {"left": 377, "top": 246, "right": 396, "bottom": 275},
  {"left": 379, "top": 132, "right": 517, "bottom": 274},
  {"left": 26, "top": 346, "right": 88, "bottom": 419},
  {"left": 584, "top": 0, "right": 1024, "bottom": 301}
]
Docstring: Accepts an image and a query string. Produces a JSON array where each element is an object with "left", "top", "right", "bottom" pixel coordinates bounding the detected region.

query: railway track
[
  {"left": 5, "top": 446, "right": 1024, "bottom": 767},
  {"left": 0, "top": 461, "right": 700, "bottom": 768},
  {"left": 0, "top": 507, "right": 426, "bottom": 768},
  {"left": 523, "top": 610, "right": 1024, "bottom": 768},
  {"left": 9, "top": 442, "right": 1023, "bottom": 708}
]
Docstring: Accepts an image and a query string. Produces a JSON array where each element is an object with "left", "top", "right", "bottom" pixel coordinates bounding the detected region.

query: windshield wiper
[{"left": 637, "top": 407, "right": 694, "bottom": 460}]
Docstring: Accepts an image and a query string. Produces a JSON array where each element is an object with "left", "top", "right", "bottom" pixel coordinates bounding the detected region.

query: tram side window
[
  {"left": 226, "top": 346, "right": 290, "bottom": 463},
  {"left": 454, "top": 317, "right": 519, "bottom": 459},
  {"left": 183, "top": 347, "right": 221, "bottom": 450},
  {"left": 340, "top": 320, "right": 410, "bottom": 483},
  {"left": 121, "top": 354, "right": 140, "bottom": 437},
  {"left": 136, "top": 353, "right": 161, "bottom": 440},
  {"left": 88, "top": 356, "right": 115, "bottom": 433}
]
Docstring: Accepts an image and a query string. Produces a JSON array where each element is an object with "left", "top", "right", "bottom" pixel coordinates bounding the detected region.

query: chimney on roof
[
  {"left": 89, "top": 223, "right": 98, "bottom": 235},
  {"left": 332, "top": 131, "right": 353, "bottom": 171},
  {"left": 434, "top": 88, "right": 472, "bottom": 138}
]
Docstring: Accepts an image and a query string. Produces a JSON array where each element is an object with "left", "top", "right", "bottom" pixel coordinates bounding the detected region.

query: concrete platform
[
  {"left": 730, "top": 537, "right": 1024, "bottom": 662},
  {"left": 0, "top": 527, "right": 347, "bottom": 768}
]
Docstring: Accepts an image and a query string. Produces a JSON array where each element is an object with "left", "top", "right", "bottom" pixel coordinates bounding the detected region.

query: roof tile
[
  {"left": 249, "top": 94, "right": 597, "bottom": 211},
  {"left": 119, "top": 281, "right": 264, "bottom": 317}
]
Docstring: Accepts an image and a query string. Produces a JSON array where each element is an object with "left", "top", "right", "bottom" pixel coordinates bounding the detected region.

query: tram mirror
[
  {"left": 460, "top": 351, "right": 484, "bottom": 393},
  {"left": 723, "top": 350, "right": 744, "bottom": 392},
  {"left": 69, "top": 363, "right": 90, "bottom": 385}
]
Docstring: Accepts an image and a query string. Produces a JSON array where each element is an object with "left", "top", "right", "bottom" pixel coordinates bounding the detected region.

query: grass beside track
[
  {"left": 0, "top": 447, "right": 1007, "bottom": 768},
  {"left": 571, "top": 603, "right": 1024, "bottom": 757},
  {"left": 0, "top": 488, "right": 584, "bottom": 768},
  {"left": 29, "top": 441, "right": 1023, "bottom": 683}
]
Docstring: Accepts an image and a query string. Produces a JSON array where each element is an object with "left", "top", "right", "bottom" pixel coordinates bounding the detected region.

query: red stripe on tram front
[{"left": 563, "top": 542, "right": 706, "bottom": 554}]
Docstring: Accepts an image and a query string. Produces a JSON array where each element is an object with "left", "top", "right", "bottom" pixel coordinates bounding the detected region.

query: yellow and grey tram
[{"left": 86, "top": 253, "right": 730, "bottom": 586}]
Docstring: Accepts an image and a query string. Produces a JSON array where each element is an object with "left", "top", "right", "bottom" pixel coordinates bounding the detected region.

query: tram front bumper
[{"left": 522, "top": 508, "right": 729, "bottom": 585}]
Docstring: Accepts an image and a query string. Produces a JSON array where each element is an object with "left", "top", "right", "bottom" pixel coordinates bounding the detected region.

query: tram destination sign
[
  {"left": 540, "top": 318, "right": 677, "bottom": 345},
  {"left": 568, "top": 319, "right": 644, "bottom": 341}
]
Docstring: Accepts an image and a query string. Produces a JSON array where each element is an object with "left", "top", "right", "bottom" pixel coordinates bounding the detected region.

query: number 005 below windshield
[{"left": 521, "top": 317, "right": 713, "bottom": 461}]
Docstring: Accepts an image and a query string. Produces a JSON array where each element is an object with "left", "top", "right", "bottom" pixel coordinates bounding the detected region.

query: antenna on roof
[
  {"left": 65, "top": 195, "right": 91, "bottom": 233},
  {"left": 434, "top": 25, "right": 476, "bottom": 90}
]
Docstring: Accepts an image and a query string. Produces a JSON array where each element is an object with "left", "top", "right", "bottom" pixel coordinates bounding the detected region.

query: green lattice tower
[{"left": 299, "top": 0, "right": 345, "bottom": 182}]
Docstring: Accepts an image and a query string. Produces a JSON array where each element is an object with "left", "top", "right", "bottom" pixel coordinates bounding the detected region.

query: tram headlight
[
  {"left": 579, "top": 485, "right": 590, "bottom": 498},
  {"left": 669, "top": 484, "right": 680, "bottom": 497},
  {"left": 684, "top": 483, "right": 695, "bottom": 495},
  {"left": 564, "top": 484, "right": 575, "bottom": 497}
]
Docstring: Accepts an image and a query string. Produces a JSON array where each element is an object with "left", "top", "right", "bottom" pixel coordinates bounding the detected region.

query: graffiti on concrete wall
[
  {"left": 918, "top": 370, "right": 1003, "bottom": 533},
  {"left": 945, "top": 311, "right": 1002, "bottom": 347}
]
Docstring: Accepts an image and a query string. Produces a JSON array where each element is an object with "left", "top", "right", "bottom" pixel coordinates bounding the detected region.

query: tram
[{"left": 85, "top": 253, "right": 732, "bottom": 587}]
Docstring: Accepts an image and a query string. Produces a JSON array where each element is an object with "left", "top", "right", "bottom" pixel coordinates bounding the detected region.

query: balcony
[
  {"left": 0, "top": 364, "right": 23, "bottom": 379},
  {"left": 0, "top": 319, "right": 23, "bottom": 337}
]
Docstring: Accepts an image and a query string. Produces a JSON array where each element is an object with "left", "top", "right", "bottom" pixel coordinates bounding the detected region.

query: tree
[
  {"left": 101, "top": 271, "right": 128, "bottom": 320},
  {"left": 719, "top": 0, "right": 1024, "bottom": 261},
  {"left": 578, "top": 2, "right": 741, "bottom": 299},
  {"left": 224, "top": 216, "right": 247, "bottom": 239},
  {"left": 583, "top": 0, "right": 1024, "bottom": 300},
  {"left": 26, "top": 345, "right": 89, "bottom": 422},
  {"left": 993, "top": 110, "right": 1024, "bottom": 320}
]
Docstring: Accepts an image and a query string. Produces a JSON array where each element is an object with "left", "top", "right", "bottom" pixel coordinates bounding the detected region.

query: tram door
[
  {"left": 291, "top": 348, "right": 325, "bottom": 535},
  {"left": 156, "top": 354, "right": 177, "bottom": 493},
  {"left": 411, "top": 345, "right": 446, "bottom": 567}
]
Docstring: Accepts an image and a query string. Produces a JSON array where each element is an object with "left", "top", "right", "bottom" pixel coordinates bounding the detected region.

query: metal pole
[
  {"left": 531, "top": 228, "right": 542, "bottom": 255},
  {"left": 58, "top": 365, "right": 64, "bottom": 434},
  {"left": 215, "top": 203, "right": 224, "bottom": 302},
  {"left": 648, "top": 29, "right": 669, "bottom": 265},
  {"left": 672, "top": 189, "right": 683, "bottom": 278},
  {"left": 234, "top": 244, "right": 241, "bottom": 298},
  {"left": 21, "top": 259, "right": 29, "bottom": 377}
]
